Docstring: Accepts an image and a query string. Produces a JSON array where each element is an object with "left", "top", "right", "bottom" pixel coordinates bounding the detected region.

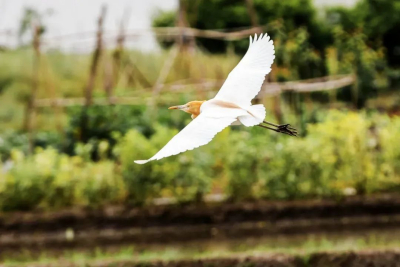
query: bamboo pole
[
  {"left": 176, "top": 0, "right": 196, "bottom": 94},
  {"left": 25, "top": 23, "right": 41, "bottom": 154},
  {"left": 116, "top": 9, "right": 152, "bottom": 90},
  {"left": 40, "top": 25, "right": 263, "bottom": 43},
  {"left": 244, "top": 0, "right": 262, "bottom": 34},
  {"left": 43, "top": 57, "right": 63, "bottom": 132},
  {"left": 151, "top": 0, "right": 196, "bottom": 107},
  {"left": 79, "top": 6, "right": 107, "bottom": 143},
  {"left": 109, "top": 8, "right": 131, "bottom": 101},
  {"left": 35, "top": 75, "right": 355, "bottom": 108},
  {"left": 104, "top": 57, "right": 113, "bottom": 104},
  {"left": 151, "top": 45, "right": 179, "bottom": 103},
  {"left": 177, "top": 0, "right": 195, "bottom": 53},
  {"left": 126, "top": 58, "right": 152, "bottom": 88},
  {"left": 84, "top": 5, "right": 106, "bottom": 107}
]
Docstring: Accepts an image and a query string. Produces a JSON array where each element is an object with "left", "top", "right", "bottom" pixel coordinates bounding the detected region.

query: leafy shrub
[
  {"left": 0, "top": 131, "right": 29, "bottom": 161},
  {"left": 63, "top": 105, "right": 155, "bottom": 159},
  {"left": 63, "top": 105, "right": 193, "bottom": 161},
  {"left": 0, "top": 147, "right": 126, "bottom": 211},
  {"left": 257, "top": 111, "right": 400, "bottom": 199},
  {"left": 224, "top": 111, "right": 400, "bottom": 201},
  {"left": 224, "top": 129, "right": 270, "bottom": 201},
  {"left": 115, "top": 125, "right": 214, "bottom": 205},
  {"left": 1, "top": 111, "right": 400, "bottom": 212},
  {"left": 0, "top": 149, "right": 55, "bottom": 211},
  {"left": 0, "top": 130, "right": 62, "bottom": 161}
]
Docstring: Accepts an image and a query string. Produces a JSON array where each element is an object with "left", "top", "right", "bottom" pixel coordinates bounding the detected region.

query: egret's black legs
[
  {"left": 258, "top": 121, "right": 298, "bottom": 136},
  {"left": 262, "top": 121, "right": 280, "bottom": 127},
  {"left": 258, "top": 124, "right": 282, "bottom": 133}
]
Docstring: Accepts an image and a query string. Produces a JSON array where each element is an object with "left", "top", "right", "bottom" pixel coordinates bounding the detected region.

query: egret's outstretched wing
[
  {"left": 134, "top": 113, "right": 236, "bottom": 164},
  {"left": 214, "top": 33, "right": 275, "bottom": 106}
]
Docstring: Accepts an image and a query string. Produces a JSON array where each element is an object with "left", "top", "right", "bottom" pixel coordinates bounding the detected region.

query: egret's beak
[{"left": 168, "top": 105, "right": 186, "bottom": 110}]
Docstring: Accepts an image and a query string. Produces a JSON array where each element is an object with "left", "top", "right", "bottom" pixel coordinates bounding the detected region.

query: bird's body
[
  {"left": 135, "top": 33, "right": 296, "bottom": 164},
  {"left": 201, "top": 99, "right": 266, "bottom": 127}
]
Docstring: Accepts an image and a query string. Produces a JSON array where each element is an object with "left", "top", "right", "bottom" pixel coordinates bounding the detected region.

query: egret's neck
[{"left": 187, "top": 101, "right": 205, "bottom": 117}]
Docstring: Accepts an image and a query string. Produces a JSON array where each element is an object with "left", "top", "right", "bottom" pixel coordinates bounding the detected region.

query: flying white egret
[{"left": 135, "top": 33, "right": 297, "bottom": 164}]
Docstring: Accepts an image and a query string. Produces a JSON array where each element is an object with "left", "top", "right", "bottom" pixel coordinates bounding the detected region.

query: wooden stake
[
  {"left": 110, "top": 8, "right": 131, "bottom": 100},
  {"left": 104, "top": 56, "right": 114, "bottom": 104},
  {"left": 244, "top": 0, "right": 262, "bottom": 33},
  {"left": 84, "top": 5, "right": 106, "bottom": 107},
  {"left": 79, "top": 6, "right": 106, "bottom": 143},
  {"left": 151, "top": 45, "right": 179, "bottom": 103},
  {"left": 176, "top": 0, "right": 195, "bottom": 53},
  {"left": 26, "top": 23, "right": 41, "bottom": 154},
  {"left": 125, "top": 58, "right": 152, "bottom": 88},
  {"left": 43, "top": 57, "right": 63, "bottom": 132}
]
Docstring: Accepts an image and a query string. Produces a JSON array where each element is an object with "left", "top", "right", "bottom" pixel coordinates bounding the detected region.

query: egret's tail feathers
[
  {"left": 239, "top": 104, "right": 266, "bottom": 126},
  {"left": 248, "top": 104, "right": 266, "bottom": 119},
  {"left": 134, "top": 159, "right": 150, "bottom": 164}
]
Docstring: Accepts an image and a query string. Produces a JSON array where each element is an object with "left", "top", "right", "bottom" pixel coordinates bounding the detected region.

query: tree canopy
[
  {"left": 153, "top": 0, "right": 400, "bottom": 67},
  {"left": 152, "top": 0, "right": 328, "bottom": 54}
]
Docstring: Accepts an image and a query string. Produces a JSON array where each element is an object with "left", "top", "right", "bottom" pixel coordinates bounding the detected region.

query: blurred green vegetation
[
  {"left": 153, "top": 0, "right": 329, "bottom": 54},
  {"left": 152, "top": 0, "right": 397, "bottom": 107},
  {"left": 1, "top": 111, "right": 400, "bottom": 211},
  {"left": 154, "top": 0, "right": 400, "bottom": 68},
  {"left": 0, "top": 49, "right": 240, "bottom": 132},
  {"left": 0, "top": 0, "right": 400, "bottom": 212}
]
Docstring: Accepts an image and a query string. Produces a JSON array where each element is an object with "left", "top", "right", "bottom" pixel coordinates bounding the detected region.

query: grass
[{"left": 3, "top": 228, "right": 400, "bottom": 266}]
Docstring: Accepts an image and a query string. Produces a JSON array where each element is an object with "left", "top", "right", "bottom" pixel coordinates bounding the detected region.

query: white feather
[
  {"left": 214, "top": 33, "right": 275, "bottom": 106},
  {"left": 134, "top": 105, "right": 238, "bottom": 164},
  {"left": 135, "top": 33, "right": 275, "bottom": 164}
]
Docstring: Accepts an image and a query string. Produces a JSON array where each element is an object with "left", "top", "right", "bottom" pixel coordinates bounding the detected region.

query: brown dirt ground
[{"left": 1, "top": 194, "right": 400, "bottom": 251}]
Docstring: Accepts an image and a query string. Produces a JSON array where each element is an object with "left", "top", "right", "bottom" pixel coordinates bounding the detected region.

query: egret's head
[{"left": 168, "top": 100, "right": 205, "bottom": 116}]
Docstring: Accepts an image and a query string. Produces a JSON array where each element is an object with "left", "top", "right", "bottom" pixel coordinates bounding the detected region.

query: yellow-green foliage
[
  {"left": 0, "top": 111, "right": 400, "bottom": 211},
  {"left": 116, "top": 125, "right": 213, "bottom": 204},
  {"left": 0, "top": 147, "right": 125, "bottom": 211},
  {"left": 227, "top": 111, "right": 400, "bottom": 201}
]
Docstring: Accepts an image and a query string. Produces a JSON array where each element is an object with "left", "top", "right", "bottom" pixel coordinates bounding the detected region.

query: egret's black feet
[
  {"left": 258, "top": 121, "right": 298, "bottom": 136},
  {"left": 277, "top": 124, "right": 297, "bottom": 136}
]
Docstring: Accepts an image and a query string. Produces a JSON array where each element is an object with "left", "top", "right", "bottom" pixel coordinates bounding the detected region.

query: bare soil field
[
  {"left": 2, "top": 194, "right": 400, "bottom": 266},
  {"left": 1, "top": 194, "right": 400, "bottom": 251}
]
